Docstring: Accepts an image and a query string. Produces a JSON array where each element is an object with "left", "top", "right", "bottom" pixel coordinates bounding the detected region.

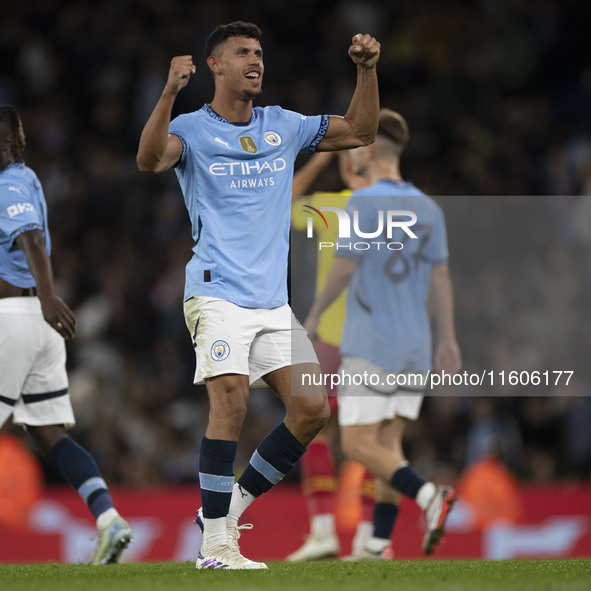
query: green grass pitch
[{"left": 1, "top": 559, "right": 590, "bottom": 591}]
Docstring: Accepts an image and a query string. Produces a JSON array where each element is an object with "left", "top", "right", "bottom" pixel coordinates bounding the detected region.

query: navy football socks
[
  {"left": 47, "top": 437, "right": 114, "bottom": 519},
  {"left": 390, "top": 464, "right": 426, "bottom": 499},
  {"left": 373, "top": 502, "right": 399, "bottom": 539},
  {"left": 238, "top": 422, "right": 306, "bottom": 497},
  {"left": 199, "top": 437, "right": 237, "bottom": 519}
]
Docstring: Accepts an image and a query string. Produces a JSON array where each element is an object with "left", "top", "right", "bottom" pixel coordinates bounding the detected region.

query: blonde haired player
[{"left": 305, "top": 109, "right": 462, "bottom": 558}]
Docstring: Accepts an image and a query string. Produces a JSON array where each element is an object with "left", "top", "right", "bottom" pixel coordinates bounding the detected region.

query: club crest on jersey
[
  {"left": 239, "top": 136, "right": 258, "bottom": 154},
  {"left": 264, "top": 131, "right": 282, "bottom": 146},
  {"left": 211, "top": 340, "right": 230, "bottom": 361}
]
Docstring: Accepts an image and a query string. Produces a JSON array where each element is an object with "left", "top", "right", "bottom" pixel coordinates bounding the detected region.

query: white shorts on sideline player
[
  {"left": 0, "top": 297, "right": 75, "bottom": 428},
  {"left": 337, "top": 356, "right": 426, "bottom": 426},
  {"left": 184, "top": 296, "right": 318, "bottom": 387}
]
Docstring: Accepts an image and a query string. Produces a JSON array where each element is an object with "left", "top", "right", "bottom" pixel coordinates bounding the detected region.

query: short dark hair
[
  {"left": 0, "top": 104, "right": 26, "bottom": 162},
  {"left": 205, "top": 21, "right": 262, "bottom": 58},
  {"left": 376, "top": 109, "right": 409, "bottom": 158}
]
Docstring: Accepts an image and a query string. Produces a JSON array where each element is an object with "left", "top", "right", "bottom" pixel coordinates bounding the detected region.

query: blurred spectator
[
  {"left": 457, "top": 455, "right": 523, "bottom": 529},
  {"left": 0, "top": 432, "right": 43, "bottom": 529}
]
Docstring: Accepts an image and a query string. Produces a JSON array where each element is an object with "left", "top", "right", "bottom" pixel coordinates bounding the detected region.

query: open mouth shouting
[{"left": 244, "top": 69, "right": 261, "bottom": 82}]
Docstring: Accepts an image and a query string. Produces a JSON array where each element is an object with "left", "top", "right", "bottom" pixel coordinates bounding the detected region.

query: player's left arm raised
[{"left": 318, "top": 34, "right": 380, "bottom": 151}]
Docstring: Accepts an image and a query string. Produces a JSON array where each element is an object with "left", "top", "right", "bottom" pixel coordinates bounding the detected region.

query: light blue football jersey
[
  {"left": 0, "top": 162, "right": 50, "bottom": 288},
  {"left": 337, "top": 180, "right": 448, "bottom": 372},
  {"left": 169, "top": 104, "right": 328, "bottom": 308}
]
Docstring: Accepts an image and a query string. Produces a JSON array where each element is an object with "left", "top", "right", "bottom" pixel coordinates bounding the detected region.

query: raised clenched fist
[
  {"left": 165, "top": 56, "right": 197, "bottom": 94},
  {"left": 348, "top": 34, "right": 380, "bottom": 69}
]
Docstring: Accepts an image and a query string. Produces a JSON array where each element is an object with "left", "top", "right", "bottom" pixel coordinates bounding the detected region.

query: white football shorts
[
  {"left": 337, "top": 356, "right": 426, "bottom": 426},
  {"left": 0, "top": 297, "right": 75, "bottom": 429},
  {"left": 184, "top": 296, "right": 318, "bottom": 387}
]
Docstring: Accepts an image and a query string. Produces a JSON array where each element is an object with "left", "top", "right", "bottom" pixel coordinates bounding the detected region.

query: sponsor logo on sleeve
[{"left": 6, "top": 202, "right": 35, "bottom": 217}]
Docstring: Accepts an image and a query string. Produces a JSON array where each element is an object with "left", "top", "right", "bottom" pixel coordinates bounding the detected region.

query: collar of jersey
[
  {"left": 379, "top": 178, "right": 413, "bottom": 188},
  {"left": 1, "top": 160, "right": 25, "bottom": 172},
  {"left": 203, "top": 104, "right": 252, "bottom": 126}
]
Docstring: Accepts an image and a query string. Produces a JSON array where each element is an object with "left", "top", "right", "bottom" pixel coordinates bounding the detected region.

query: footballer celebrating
[{"left": 137, "top": 22, "right": 380, "bottom": 569}]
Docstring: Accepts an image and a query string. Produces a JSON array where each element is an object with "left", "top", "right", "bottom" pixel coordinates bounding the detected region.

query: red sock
[
  {"left": 360, "top": 469, "right": 375, "bottom": 522},
  {"left": 301, "top": 441, "right": 337, "bottom": 516}
]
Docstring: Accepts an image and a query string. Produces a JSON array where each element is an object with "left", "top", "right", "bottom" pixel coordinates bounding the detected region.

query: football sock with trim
[
  {"left": 230, "top": 423, "right": 306, "bottom": 524},
  {"left": 47, "top": 437, "right": 114, "bottom": 520},
  {"left": 390, "top": 462, "right": 425, "bottom": 499},
  {"left": 373, "top": 502, "right": 399, "bottom": 540},
  {"left": 198, "top": 437, "right": 237, "bottom": 549},
  {"left": 199, "top": 437, "right": 237, "bottom": 519}
]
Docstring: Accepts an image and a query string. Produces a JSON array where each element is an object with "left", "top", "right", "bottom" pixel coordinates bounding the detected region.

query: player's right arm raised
[{"left": 136, "top": 56, "right": 195, "bottom": 173}]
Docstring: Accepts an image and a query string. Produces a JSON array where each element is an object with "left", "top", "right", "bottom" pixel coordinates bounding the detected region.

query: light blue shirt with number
[
  {"left": 337, "top": 180, "right": 448, "bottom": 372},
  {"left": 0, "top": 162, "right": 50, "bottom": 288},
  {"left": 169, "top": 104, "right": 328, "bottom": 308}
]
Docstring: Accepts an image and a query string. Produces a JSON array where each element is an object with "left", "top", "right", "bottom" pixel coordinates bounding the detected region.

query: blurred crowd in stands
[{"left": 1, "top": 0, "right": 590, "bottom": 486}]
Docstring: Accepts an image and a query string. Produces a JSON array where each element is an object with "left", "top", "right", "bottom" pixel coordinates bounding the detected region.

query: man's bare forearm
[
  {"left": 304, "top": 257, "right": 357, "bottom": 335},
  {"left": 317, "top": 35, "right": 381, "bottom": 151},
  {"left": 16, "top": 229, "right": 76, "bottom": 338},
  {"left": 342, "top": 64, "right": 379, "bottom": 146},
  {"left": 431, "top": 266, "right": 457, "bottom": 343},
  {"left": 137, "top": 56, "right": 195, "bottom": 172},
  {"left": 136, "top": 90, "right": 177, "bottom": 172},
  {"left": 292, "top": 152, "right": 335, "bottom": 200}
]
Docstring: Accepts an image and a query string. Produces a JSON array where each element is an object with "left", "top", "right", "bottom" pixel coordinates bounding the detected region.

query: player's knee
[
  {"left": 27, "top": 425, "right": 68, "bottom": 457},
  {"left": 293, "top": 396, "right": 330, "bottom": 434},
  {"left": 208, "top": 384, "right": 249, "bottom": 431},
  {"left": 210, "top": 397, "right": 248, "bottom": 428},
  {"left": 310, "top": 396, "right": 331, "bottom": 431},
  {"left": 390, "top": 446, "right": 405, "bottom": 467},
  {"left": 228, "top": 399, "right": 249, "bottom": 425}
]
